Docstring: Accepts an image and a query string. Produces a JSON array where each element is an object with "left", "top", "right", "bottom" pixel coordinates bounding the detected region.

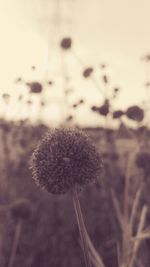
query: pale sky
[{"left": 0, "top": 0, "right": 150, "bottom": 126}]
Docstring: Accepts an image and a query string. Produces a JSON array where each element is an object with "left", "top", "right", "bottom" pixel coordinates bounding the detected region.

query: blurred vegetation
[{"left": 0, "top": 119, "right": 150, "bottom": 267}]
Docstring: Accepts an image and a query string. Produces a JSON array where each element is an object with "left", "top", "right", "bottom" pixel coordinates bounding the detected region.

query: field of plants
[
  {"left": 0, "top": 117, "right": 150, "bottom": 267},
  {"left": 1, "top": 0, "right": 150, "bottom": 265}
]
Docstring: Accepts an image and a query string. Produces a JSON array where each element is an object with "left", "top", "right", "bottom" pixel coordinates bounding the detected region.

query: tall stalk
[
  {"left": 72, "top": 188, "right": 92, "bottom": 267},
  {"left": 8, "top": 219, "right": 22, "bottom": 267}
]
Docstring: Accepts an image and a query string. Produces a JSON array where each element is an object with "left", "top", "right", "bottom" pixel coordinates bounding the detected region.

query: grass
[{"left": 0, "top": 121, "right": 150, "bottom": 267}]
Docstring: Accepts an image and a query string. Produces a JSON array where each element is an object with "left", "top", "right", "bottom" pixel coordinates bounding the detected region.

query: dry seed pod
[
  {"left": 126, "top": 105, "right": 144, "bottom": 122},
  {"left": 98, "top": 100, "right": 110, "bottom": 116},
  {"left": 102, "top": 75, "right": 108, "bottom": 84},
  {"left": 27, "top": 82, "right": 43, "bottom": 94},
  {"left": 91, "top": 106, "right": 99, "bottom": 112},
  {"left": 30, "top": 128, "right": 102, "bottom": 194},
  {"left": 83, "top": 67, "right": 93, "bottom": 78},
  {"left": 60, "top": 37, "right": 72, "bottom": 50}
]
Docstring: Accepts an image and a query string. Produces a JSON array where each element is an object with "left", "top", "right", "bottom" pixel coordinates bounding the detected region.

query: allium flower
[
  {"left": 72, "top": 103, "right": 78, "bottom": 108},
  {"left": 47, "top": 80, "right": 53, "bottom": 86},
  {"left": 79, "top": 99, "right": 84, "bottom": 104},
  {"left": 114, "top": 87, "right": 119, "bottom": 93},
  {"left": 83, "top": 67, "right": 93, "bottom": 78},
  {"left": 30, "top": 128, "right": 102, "bottom": 194},
  {"left": 98, "top": 100, "right": 110, "bottom": 116},
  {"left": 136, "top": 152, "right": 150, "bottom": 175},
  {"left": 60, "top": 37, "right": 72, "bottom": 49},
  {"left": 98, "top": 104, "right": 109, "bottom": 116},
  {"left": 15, "top": 77, "right": 22, "bottom": 83},
  {"left": 100, "top": 63, "right": 106, "bottom": 69},
  {"left": 27, "top": 82, "right": 43, "bottom": 94},
  {"left": 125, "top": 105, "right": 144, "bottom": 122}
]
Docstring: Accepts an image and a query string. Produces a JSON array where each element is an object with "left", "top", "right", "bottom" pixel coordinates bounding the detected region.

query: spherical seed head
[
  {"left": 114, "top": 87, "right": 119, "bottom": 93},
  {"left": 66, "top": 115, "right": 73, "bottom": 121},
  {"left": 60, "top": 37, "right": 72, "bottom": 49},
  {"left": 98, "top": 100, "right": 109, "bottom": 116},
  {"left": 10, "top": 199, "right": 32, "bottom": 221},
  {"left": 126, "top": 106, "right": 144, "bottom": 122},
  {"left": 30, "top": 128, "right": 102, "bottom": 194},
  {"left": 79, "top": 99, "right": 84, "bottom": 104},
  {"left": 28, "top": 82, "right": 43, "bottom": 94}
]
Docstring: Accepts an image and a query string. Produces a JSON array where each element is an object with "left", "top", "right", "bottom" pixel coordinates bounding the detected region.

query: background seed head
[
  {"left": 30, "top": 128, "right": 103, "bottom": 195},
  {"left": 60, "top": 37, "right": 72, "bottom": 49},
  {"left": 125, "top": 105, "right": 144, "bottom": 122},
  {"left": 9, "top": 198, "right": 32, "bottom": 221}
]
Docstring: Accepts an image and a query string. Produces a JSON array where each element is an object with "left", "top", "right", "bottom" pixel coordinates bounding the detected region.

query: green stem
[{"left": 72, "top": 188, "right": 92, "bottom": 267}]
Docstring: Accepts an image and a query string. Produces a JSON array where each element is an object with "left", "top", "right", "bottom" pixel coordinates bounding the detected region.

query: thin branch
[
  {"left": 72, "top": 188, "right": 92, "bottom": 267},
  {"left": 69, "top": 49, "right": 105, "bottom": 97},
  {"left": 128, "top": 205, "right": 148, "bottom": 267},
  {"left": 123, "top": 147, "right": 140, "bottom": 222},
  {"left": 8, "top": 219, "right": 22, "bottom": 267},
  {"left": 85, "top": 230, "right": 106, "bottom": 267},
  {"left": 129, "top": 184, "right": 144, "bottom": 232},
  {"left": 132, "top": 232, "right": 150, "bottom": 241},
  {"left": 117, "top": 242, "right": 121, "bottom": 267},
  {"left": 123, "top": 153, "right": 133, "bottom": 222},
  {"left": 111, "top": 189, "right": 124, "bottom": 231},
  {"left": 73, "top": 188, "right": 105, "bottom": 267},
  {"left": 89, "top": 251, "right": 103, "bottom": 267}
]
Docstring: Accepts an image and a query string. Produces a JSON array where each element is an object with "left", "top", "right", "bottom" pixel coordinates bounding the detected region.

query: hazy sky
[{"left": 0, "top": 0, "right": 150, "bottom": 126}]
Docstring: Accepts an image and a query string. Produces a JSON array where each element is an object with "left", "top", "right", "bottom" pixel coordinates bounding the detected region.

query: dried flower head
[
  {"left": 91, "top": 106, "right": 99, "bottom": 112},
  {"left": 114, "top": 87, "right": 120, "bottom": 93},
  {"left": 2, "top": 93, "right": 10, "bottom": 104},
  {"left": 136, "top": 152, "right": 150, "bottom": 175},
  {"left": 98, "top": 105, "right": 109, "bottom": 116},
  {"left": 113, "top": 110, "right": 124, "bottom": 119},
  {"left": 30, "top": 128, "right": 102, "bottom": 194},
  {"left": 98, "top": 100, "right": 110, "bottom": 116},
  {"left": 60, "top": 37, "right": 72, "bottom": 49},
  {"left": 31, "top": 65, "right": 36, "bottom": 70},
  {"left": 9, "top": 199, "right": 32, "bottom": 221},
  {"left": 102, "top": 74, "right": 108, "bottom": 84},
  {"left": 83, "top": 67, "right": 93, "bottom": 78},
  {"left": 66, "top": 115, "right": 73, "bottom": 121},
  {"left": 100, "top": 63, "right": 106, "bottom": 69},
  {"left": 15, "top": 77, "right": 22, "bottom": 83},
  {"left": 126, "top": 106, "right": 144, "bottom": 122},
  {"left": 79, "top": 99, "right": 84, "bottom": 104},
  {"left": 72, "top": 103, "right": 78, "bottom": 108},
  {"left": 47, "top": 80, "right": 53, "bottom": 86},
  {"left": 27, "top": 82, "right": 43, "bottom": 94}
]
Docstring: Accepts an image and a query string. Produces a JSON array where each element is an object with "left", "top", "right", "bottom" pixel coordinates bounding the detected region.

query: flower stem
[
  {"left": 72, "top": 188, "right": 92, "bottom": 267},
  {"left": 8, "top": 219, "right": 22, "bottom": 267}
]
